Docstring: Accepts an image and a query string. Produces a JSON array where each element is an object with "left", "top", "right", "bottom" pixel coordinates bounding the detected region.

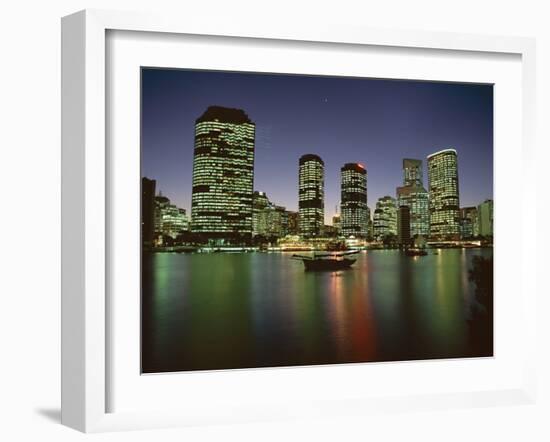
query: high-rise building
[
  {"left": 396, "top": 185, "right": 429, "bottom": 237},
  {"left": 154, "top": 193, "right": 189, "bottom": 240},
  {"left": 190, "top": 106, "right": 255, "bottom": 244},
  {"left": 373, "top": 196, "right": 397, "bottom": 241},
  {"left": 299, "top": 154, "right": 324, "bottom": 238},
  {"left": 403, "top": 158, "right": 423, "bottom": 187},
  {"left": 340, "top": 163, "right": 368, "bottom": 238},
  {"left": 252, "top": 191, "right": 288, "bottom": 238},
  {"left": 396, "top": 158, "right": 429, "bottom": 238},
  {"left": 427, "top": 149, "right": 461, "bottom": 240},
  {"left": 141, "top": 177, "right": 156, "bottom": 250},
  {"left": 477, "top": 199, "right": 494, "bottom": 237},
  {"left": 460, "top": 206, "right": 478, "bottom": 239},
  {"left": 252, "top": 191, "right": 270, "bottom": 236},
  {"left": 397, "top": 205, "right": 411, "bottom": 247}
]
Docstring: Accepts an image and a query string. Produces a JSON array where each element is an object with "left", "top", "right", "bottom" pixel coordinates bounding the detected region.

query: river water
[{"left": 142, "top": 248, "right": 493, "bottom": 373}]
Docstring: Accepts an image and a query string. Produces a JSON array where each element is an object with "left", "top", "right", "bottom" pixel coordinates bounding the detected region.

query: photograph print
[{"left": 141, "top": 68, "right": 494, "bottom": 373}]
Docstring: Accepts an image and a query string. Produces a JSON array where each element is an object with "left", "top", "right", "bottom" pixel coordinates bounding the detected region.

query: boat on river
[
  {"left": 291, "top": 250, "right": 360, "bottom": 271},
  {"left": 405, "top": 248, "right": 428, "bottom": 257}
]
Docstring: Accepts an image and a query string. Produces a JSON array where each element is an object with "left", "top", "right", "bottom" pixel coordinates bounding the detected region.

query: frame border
[{"left": 61, "top": 9, "right": 537, "bottom": 433}]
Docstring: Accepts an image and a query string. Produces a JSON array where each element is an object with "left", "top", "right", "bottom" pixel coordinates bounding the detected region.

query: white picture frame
[{"left": 61, "top": 9, "right": 537, "bottom": 433}]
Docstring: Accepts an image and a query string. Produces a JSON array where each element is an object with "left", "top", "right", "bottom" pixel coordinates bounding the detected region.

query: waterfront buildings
[
  {"left": 153, "top": 192, "right": 189, "bottom": 241},
  {"left": 190, "top": 106, "right": 255, "bottom": 244},
  {"left": 299, "top": 154, "right": 325, "bottom": 238},
  {"left": 286, "top": 211, "right": 300, "bottom": 235},
  {"left": 340, "top": 163, "right": 368, "bottom": 238},
  {"left": 373, "top": 196, "right": 397, "bottom": 241},
  {"left": 141, "top": 177, "right": 156, "bottom": 249},
  {"left": 396, "top": 158, "right": 429, "bottom": 238},
  {"left": 477, "top": 199, "right": 494, "bottom": 237},
  {"left": 427, "top": 149, "right": 461, "bottom": 240},
  {"left": 460, "top": 206, "right": 478, "bottom": 239},
  {"left": 397, "top": 205, "right": 411, "bottom": 247},
  {"left": 252, "top": 191, "right": 289, "bottom": 238},
  {"left": 252, "top": 191, "right": 270, "bottom": 236}
]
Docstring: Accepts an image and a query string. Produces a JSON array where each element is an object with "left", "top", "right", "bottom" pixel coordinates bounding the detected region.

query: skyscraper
[
  {"left": 427, "top": 149, "right": 461, "bottom": 240},
  {"left": 299, "top": 154, "right": 324, "bottom": 238},
  {"left": 460, "top": 206, "right": 478, "bottom": 239},
  {"left": 396, "top": 158, "right": 429, "bottom": 238},
  {"left": 190, "top": 106, "right": 255, "bottom": 244},
  {"left": 477, "top": 199, "right": 494, "bottom": 237},
  {"left": 403, "top": 158, "right": 423, "bottom": 186},
  {"left": 340, "top": 163, "right": 368, "bottom": 238},
  {"left": 373, "top": 196, "right": 397, "bottom": 241}
]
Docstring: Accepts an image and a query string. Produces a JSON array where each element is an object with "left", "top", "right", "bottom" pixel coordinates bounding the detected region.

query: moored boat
[
  {"left": 291, "top": 250, "right": 360, "bottom": 271},
  {"left": 405, "top": 248, "right": 428, "bottom": 256}
]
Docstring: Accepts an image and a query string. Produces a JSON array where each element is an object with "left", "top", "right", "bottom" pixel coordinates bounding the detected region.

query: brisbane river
[{"left": 141, "top": 248, "right": 493, "bottom": 373}]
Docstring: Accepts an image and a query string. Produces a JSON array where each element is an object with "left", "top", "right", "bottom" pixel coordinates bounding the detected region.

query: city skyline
[{"left": 142, "top": 68, "right": 493, "bottom": 224}]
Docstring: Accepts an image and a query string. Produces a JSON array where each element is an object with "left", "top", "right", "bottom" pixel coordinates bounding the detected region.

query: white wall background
[{"left": 0, "top": 0, "right": 547, "bottom": 440}]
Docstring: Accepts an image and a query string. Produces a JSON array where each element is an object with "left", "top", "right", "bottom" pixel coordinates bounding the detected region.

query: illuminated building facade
[
  {"left": 299, "top": 154, "right": 324, "bottom": 238},
  {"left": 154, "top": 193, "right": 189, "bottom": 240},
  {"left": 427, "top": 149, "right": 461, "bottom": 240},
  {"left": 396, "top": 158, "right": 429, "bottom": 238},
  {"left": 340, "top": 163, "right": 368, "bottom": 238},
  {"left": 190, "top": 106, "right": 255, "bottom": 244},
  {"left": 460, "top": 206, "right": 478, "bottom": 239},
  {"left": 403, "top": 158, "right": 424, "bottom": 186},
  {"left": 373, "top": 196, "right": 397, "bottom": 241},
  {"left": 477, "top": 199, "right": 493, "bottom": 237}
]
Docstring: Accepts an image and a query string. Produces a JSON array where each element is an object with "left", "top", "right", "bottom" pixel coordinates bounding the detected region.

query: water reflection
[{"left": 142, "top": 248, "right": 493, "bottom": 373}]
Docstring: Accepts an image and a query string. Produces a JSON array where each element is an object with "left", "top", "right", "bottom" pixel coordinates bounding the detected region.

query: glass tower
[
  {"left": 340, "top": 163, "right": 368, "bottom": 238},
  {"left": 190, "top": 106, "right": 255, "bottom": 244},
  {"left": 299, "top": 154, "right": 324, "bottom": 238},
  {"left": 427, "top": 148, "right": 460, "bottom": 240},
  {"left": 373, "top": 196, "right": 397, "bottom": 241},
  {"left": 403, "top": 158, "right": 423, "bottom": 186},
  {"left": 396, "top": 158, "right": 429, "bottom": 238},
  {"left": 477, "top": 199, "right": 493, "bottom": 237}
]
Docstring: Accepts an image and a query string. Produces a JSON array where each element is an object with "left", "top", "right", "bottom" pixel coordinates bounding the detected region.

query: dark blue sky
[{"left": 142, "top": 68, "right": 493, "bottom": 223}]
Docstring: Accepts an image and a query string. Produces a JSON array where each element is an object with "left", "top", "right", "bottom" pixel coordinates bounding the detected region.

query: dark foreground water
[{"left": 142, "top": 248, "right": 493, "bottom": 373}]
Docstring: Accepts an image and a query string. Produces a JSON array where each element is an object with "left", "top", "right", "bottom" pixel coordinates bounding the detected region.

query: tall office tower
[
  {"left": 141, "top": 177, "right": 156, "bottom": 250},
  {"left": 373, "top": 196, "right": 397, "bottom": 241},
  {"left": 477, "top": 199, "right": 494, "bottom": 237},
  {"left": 403, "top": 158, "right": 423, "bottom": 186},
  {"left": 340, "top": 163, "right": 368, "bottom": 238},
  {"left": 396, "top": 185, "right": 429, "bottom": 237},
  {"left": 427, "top": 149, "right": 461, "bottom": 240},
  {"left": 460, "top": 206, "right": 478, "bottom": 239},
  {"left": 252, "top": 191, "right": 270, "bottom": 236},
  {"left": 190, "top": 106, "right": 255, "bottom": 244},
  {"left": 397, "top": 158, "right": 429, "bottom": 238},
  {"left": 397, "top": 205, "right": 411, "bottom": 247},
  {"left": 299, "top": 154, "right": 324, "bottom": 238}
]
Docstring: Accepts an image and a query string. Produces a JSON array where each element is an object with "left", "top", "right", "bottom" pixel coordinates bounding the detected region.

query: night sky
[{"left": 141, "top": 68, "right": 493, "bottom": 223}]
